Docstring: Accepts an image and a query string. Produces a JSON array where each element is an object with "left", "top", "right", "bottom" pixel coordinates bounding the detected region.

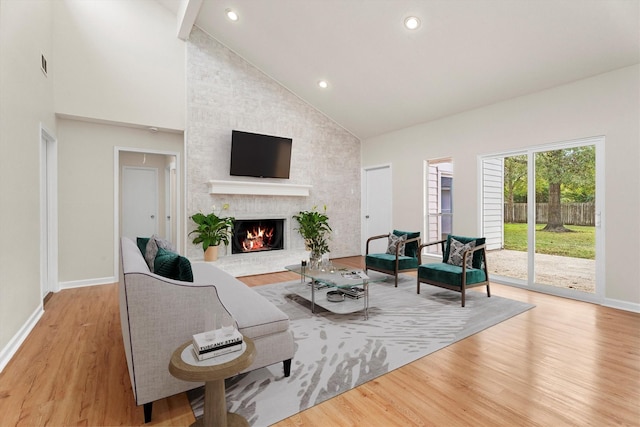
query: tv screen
[{"left": 230, "top": 130, "right": 292, "bottom": 179}]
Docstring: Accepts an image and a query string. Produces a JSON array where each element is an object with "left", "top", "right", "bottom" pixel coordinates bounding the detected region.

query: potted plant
[
  {"left": 292, "top": 205, "right": 332, "bottom": 268},
  {"left": 189, "top": 204, "right": 235, "bottom": 261}
]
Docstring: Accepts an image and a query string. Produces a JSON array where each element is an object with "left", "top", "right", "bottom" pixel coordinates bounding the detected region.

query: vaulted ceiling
[{"left": 157, "top": 0, "right": 640, "bottom": 139}]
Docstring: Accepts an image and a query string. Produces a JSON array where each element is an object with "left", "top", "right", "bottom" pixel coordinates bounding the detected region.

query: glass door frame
[{"left": 478, "top": 136, "right": 605, "bottom": 304}]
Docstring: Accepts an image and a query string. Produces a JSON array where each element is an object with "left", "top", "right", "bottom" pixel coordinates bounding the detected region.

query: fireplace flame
[{"left": 242, "top": 226, "right": 274, "bottom": 252}]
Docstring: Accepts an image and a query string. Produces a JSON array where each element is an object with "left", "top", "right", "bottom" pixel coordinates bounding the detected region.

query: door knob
[{"left": 150, "top": 215, "right": 155, "bottom": 219}]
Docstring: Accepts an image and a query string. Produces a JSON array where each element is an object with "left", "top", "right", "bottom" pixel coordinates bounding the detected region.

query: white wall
[
  {"left": 50, "top": 0, "right": 187, "bottom": 287},
  {"left": 0, "top": 0, "right": 55, "bottom": 365},
  {"left": 53, "top": 0, "right": 185, "bottom": 131},
  {"left": 57, "top": 118, "right": 184, "bottom": 286},
  {"left": 362, "top": 65, "right": 640, "bottom": 306}
]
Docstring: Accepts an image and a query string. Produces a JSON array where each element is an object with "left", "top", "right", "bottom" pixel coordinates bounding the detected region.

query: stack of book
[
  {"left": 342, "top": 286, "right": 365, "bottom": 299},
  {"left": 192, "top": 328, "right": 244, "bottom": 361},
  {"left": 341, "top": 271, "right": 369, "bottom": 280}
]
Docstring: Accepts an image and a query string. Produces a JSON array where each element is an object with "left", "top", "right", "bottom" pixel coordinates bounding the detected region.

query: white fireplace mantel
[{"left": 208, "top": 180, "right": 312, "bottom": 197}]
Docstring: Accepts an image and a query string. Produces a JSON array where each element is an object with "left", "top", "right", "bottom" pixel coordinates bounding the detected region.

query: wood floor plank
[{"left": 0, "top": 256, "right": 638, "bottom": 426}]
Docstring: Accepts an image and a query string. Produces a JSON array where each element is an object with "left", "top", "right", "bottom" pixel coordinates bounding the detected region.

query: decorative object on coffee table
[
  {"left": 292, "top": 205, "right": 332, "bottom": 269},
  {"left": 169, "top": 337, "right": 256, "bottom": 427},
  {"left": 189, "top": 204, "right": 235, "bottom": 261}
]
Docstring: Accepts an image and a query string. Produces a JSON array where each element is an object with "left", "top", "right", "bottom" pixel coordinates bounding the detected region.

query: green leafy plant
[
  {"left": 189, "top": 204, "right": 235, "bottom": 251},
  {"left": 292, "top": 205, "right": 332, "bottom": 256}
]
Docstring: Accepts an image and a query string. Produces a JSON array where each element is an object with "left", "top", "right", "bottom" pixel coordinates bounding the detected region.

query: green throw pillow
[
  {"left": 136, "top": 237, "right": 150, "bottom": 256},
  {"left": 154, "top": 247, "right": 194, "bottom": 282}
]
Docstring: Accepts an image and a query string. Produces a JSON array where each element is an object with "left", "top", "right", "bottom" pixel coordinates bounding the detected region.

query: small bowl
[{"left": 326, "top": 290, "right": 345, "bottom": 302}]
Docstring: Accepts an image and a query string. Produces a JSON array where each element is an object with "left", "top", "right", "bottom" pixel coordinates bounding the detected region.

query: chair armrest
[
  {"left": 401, "top": 236, "right": 421, "bottom": 259},
  {"left": 388, "top": 235, "right": 422, "bottom": 259},
  {"left": 462, "top": 243, "right": 487, "bottom": 271},
  {"left": 417, "top": 239, "right": 446, "bottom": 264},
  {"left": 366, "top": 233, "right": 390, "bottom": 255}
]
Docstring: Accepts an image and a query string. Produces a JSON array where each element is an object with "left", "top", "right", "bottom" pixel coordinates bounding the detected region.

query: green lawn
[{"left": 504, "top": 223, "right": 595, "bottom": 259}]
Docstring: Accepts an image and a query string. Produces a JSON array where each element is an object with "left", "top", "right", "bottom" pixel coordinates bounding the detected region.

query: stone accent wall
[{"left": 186, "top": 28, "right": 361, "bottom": 274}]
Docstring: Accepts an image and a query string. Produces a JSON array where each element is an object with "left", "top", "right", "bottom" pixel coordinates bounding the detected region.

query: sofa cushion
[
  {"left": 154, "top": 247, "right": 194, "bottom": 282},
  {"left": 418, "top": 262, "right": 486, "bottom": 286},
  {"left": 190, "top": 263, "right": 290, "bottom": 340}
]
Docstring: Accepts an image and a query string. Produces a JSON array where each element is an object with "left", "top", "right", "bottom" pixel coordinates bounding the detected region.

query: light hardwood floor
[{"left": 1, "top": 256, "right": 638, "bottom": 426}]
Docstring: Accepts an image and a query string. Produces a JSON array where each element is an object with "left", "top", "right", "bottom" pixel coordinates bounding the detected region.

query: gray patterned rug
[{"left": 188, "top": 275, "right": 534, "bottom": 426}]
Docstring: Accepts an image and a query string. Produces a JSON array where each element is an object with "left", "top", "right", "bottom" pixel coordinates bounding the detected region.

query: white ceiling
[{"left": 158, "top": 0, "right": 640, "bottom": 140}]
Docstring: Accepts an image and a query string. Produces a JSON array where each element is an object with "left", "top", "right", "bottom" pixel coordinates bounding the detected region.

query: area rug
[{"left": 188, "top": 275, "right": 534, "bottom": 426}]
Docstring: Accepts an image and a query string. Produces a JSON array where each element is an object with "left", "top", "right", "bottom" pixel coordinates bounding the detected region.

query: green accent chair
[
  {"left": 365, "top": 230, "right": 421, "bottom": 287},
  {"left": 417, "top": 235, "right": 490, "bottom": 307}
]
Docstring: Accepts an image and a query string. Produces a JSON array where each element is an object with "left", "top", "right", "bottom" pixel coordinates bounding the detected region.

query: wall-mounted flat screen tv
[{"left": 230, "top": 130, "right": 292, "bottom": 179}]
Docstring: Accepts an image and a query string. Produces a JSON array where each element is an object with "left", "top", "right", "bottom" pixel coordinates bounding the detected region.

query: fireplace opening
[{"left": 232, "top": 219, "right": 284, "bottom": 254}]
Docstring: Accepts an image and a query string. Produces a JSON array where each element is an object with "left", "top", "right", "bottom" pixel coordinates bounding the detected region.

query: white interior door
[
  {"left": 363, "top": 165, "right": 392, "bottom": 254},
  {"left": 122, "top": 167, "right": 158, "bottom": 239},
  {"left": 40, "top": 125, "right": 58, "bottom": 298}
]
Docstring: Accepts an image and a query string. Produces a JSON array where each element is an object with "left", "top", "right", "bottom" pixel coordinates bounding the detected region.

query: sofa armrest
[{"left": 121, "top": 271, "right": 233, "bottom": 405}]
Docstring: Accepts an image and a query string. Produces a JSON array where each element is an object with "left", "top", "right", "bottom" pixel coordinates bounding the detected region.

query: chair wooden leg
[
  {"left": 461, "top": 290, "right": 465, "bottom": 307},
  {"left": 486, "top": 283, "right": 491, "bottom": 298},
  {"left": 417, "top": 279, "right": 421, "bottom": 294},
  {"left": 395, "top": 274, "right": 398, "bottom": 287}
]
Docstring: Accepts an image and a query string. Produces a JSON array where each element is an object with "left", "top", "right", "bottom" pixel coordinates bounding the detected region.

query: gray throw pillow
[
  {"left": 144, "top": 235, "right": 175, "bottom": 272},
  {"left": 447, "top": 238, "right": 476, "bottom": 268},
  {"left": 386, "top": 233, "right": 407, "bottom": 256}
]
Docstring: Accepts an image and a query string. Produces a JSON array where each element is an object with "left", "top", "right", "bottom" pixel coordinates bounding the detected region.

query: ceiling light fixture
[
  {"left": 318, "top": 80, "right": 329, "bottom": 89},
  {"left": 225, "top": 9, "right": 239, "bottom": 21},
  {"left": 404, "top": 16, "right": 421, "bottom": 30}
]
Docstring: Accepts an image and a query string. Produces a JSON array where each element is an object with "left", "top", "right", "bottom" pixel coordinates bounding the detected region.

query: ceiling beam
[{"left": 176, "top": 0, "right": 203, "bottom": 41}]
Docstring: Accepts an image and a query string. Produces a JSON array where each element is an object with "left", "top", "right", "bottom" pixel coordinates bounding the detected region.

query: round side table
[{"left": 169, "top": 337, "right": 256, "bottom": 427}]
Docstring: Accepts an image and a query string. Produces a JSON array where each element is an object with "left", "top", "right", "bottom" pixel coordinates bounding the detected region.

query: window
[{"left": 424, "top": 158, "right": 453, "bottom": 254}]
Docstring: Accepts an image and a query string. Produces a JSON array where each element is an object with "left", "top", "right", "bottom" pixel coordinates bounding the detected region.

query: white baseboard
[
  {"left": 603, "top": 297, "right": 640, "bottom": 313},
  {"left": 0, "top": 304, "right": 44, "bottom": 374},
  {"left": 59, "top": 276, "right": 116, "bottom": 289},
  {"left": 0, "top": 277, "right": 115, "bottom": 374}
]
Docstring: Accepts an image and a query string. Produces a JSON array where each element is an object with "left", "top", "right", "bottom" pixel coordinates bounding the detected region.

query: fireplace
[{"left": 232, "top": 219, "right": 285, "bottom": 254}]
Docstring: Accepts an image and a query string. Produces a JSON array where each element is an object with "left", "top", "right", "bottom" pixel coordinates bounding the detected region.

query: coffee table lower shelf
[{"left": 286, "top": 283, "right": 373, "bottom": 316}]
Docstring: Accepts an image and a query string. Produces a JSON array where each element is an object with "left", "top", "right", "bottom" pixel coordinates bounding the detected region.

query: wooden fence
[{"left": 505, "top": 203, "right": 595, "bottom": 226}]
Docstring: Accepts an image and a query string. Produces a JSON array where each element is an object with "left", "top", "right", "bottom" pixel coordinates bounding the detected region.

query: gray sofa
[{"left": 119, "top": 237, "right": 294, "bottom": 422}]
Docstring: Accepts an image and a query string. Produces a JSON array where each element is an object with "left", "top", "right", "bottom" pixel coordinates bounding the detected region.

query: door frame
[
  {"left": 114, "top": 147, "right": 182, "bottom": 278},
  {"left": 477, "top": 135, "right": 605, "bottom": 304},
  {"left": 361, "top": 164, "right": 392, "bottom": 255},
  {"left": 40, "top": 124, "right": 58, "bottom": 298}
]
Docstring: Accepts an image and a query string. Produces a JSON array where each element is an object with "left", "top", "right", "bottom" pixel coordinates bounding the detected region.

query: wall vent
[{"left": 41, "top": 53, "right": 47, "bottom": 76}]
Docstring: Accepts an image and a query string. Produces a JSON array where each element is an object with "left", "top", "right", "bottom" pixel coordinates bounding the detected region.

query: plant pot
[{"left": 204, "top": 245, "right": 219, "bottom": 262}]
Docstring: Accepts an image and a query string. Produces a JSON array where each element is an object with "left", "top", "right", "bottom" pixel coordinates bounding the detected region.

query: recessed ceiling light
[
  {"left": 225, "top": 9, "right": 239, "bottom": 21},
  {"left": 404, "top": 16, "right": 421, "bottom": 30},
  {"left": 318, "top": 80, "right": 329, "bottom": 89}
]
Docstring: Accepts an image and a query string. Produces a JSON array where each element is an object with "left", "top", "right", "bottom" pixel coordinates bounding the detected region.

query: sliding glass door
[{"left": 481, "top": 137, "right": 602, "bottom": 300}]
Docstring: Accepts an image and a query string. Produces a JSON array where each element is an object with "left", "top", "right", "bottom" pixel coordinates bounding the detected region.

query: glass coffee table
[{"left": 284, "top": 263, "right": 388, "bottom": 320}]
